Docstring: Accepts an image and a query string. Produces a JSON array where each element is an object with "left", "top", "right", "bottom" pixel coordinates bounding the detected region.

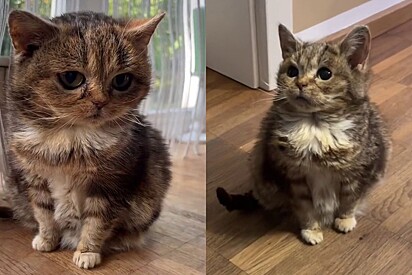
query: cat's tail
[
  {"left": 216, "top": 187, "right": 262, "bottom": 212},
  {"left": 0, "top": 206, "right": 13, "bottom": 219}
]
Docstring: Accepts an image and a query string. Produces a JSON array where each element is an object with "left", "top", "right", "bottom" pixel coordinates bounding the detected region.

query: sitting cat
[
  {"left": 3, "top": 10, "right": 171, "bottom": 269},
  {"left": 217, "top": 24, "right": 390, "bottom": 245}
]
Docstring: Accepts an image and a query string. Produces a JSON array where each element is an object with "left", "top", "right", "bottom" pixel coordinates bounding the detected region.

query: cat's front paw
[
  {"left": 32, "top": 234, "right": 59, "bottom": 252},
  {"left": 301, "top": 229, "right": 323, "bottom": 245},
  {"left": 73, "top": 251, "right": 101, "bottom": 269},
  {"left": 335, "top": 217, "right": 357, "bottom": 233}
]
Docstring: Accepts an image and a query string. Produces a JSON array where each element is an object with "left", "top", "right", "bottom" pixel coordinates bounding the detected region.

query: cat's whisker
[
  {"left": 54, "top": 116, "right": 78, "bottom": 132},
  {"left": 122, "top": 113, "right": 147, "bottom": 127},
  {"left": 11, "top": 98, "right": 54, "bottom": 112},
  {"left": 258, "top": 90, "right": 278, "bottom": 97},
  {"left": 121, "top": 97, "right": 141, "bottom": 105},
  {"left": 253, "top": 98, "right": 284, "bottom": 104},
  {"left": 125, "top": 117, "right": 147, "bottom": 127},
  {"left": 112, "top": 118, "right": 126, "bottom": 133}
]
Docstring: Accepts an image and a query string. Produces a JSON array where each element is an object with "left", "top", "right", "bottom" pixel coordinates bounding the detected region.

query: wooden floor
[
  {"left": 206, "top": 21, "right": 412, "bottom": 275},
  {"left": 0, "top": 145, "right": 206, "bottom": 275}
]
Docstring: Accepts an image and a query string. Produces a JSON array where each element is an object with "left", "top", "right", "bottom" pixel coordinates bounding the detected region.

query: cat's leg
[
  {"left": 73, "top": 195, "right": 119, "bottom": 269},
  {"left": 27, "top": 175, "right": 60, "bottom": 252},
  {"left": 291, "top": 181, "right": 323, "bottom": 245},
  {"left": 104, "top": 230, "right": 145, "bottom": 253},
  {"left": 104, "top": 200, "right": 161, "bottom": 252},
  {"left": 54, "top": 197, "right": 83, "bottom": 250},
  {"left": 335, "top": 183, "right": 359, "bottom": 233}
]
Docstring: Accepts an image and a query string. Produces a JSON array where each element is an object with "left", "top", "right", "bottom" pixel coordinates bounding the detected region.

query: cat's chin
[
  {"left": 74, "top": 116, "right": 110, "bottom": 128},
  {"left": 288, "top": 98, "right": 322, "bottom": 113}
]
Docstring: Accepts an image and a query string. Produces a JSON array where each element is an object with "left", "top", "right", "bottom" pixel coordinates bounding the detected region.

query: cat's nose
[
  {"left": 92, "top": 100, "right": 109, "bottom": 110},
  {"left": 297, "top": 82, "right": 308, "bottom": 90}
]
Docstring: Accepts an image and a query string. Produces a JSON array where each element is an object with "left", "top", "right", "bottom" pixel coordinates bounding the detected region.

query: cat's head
[
  {"left": 7, "top": 10, "right": 164, "bottom": 128},
  {"left": 276, "top": 24, "right": 371, "bottom": 112}
]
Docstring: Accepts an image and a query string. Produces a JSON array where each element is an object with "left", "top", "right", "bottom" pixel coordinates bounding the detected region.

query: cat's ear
[
  {"left": 340, "top": 25, "right": 371, "bottom": 69},
  {"left": 125, "top": 12, "right": 165, "bottom": 48},
  {"left": 8, "top": 10, "right": 59, "bottom": 56},
  {"left": 278, "top": 24, "right": 299, "bottom": 59}
]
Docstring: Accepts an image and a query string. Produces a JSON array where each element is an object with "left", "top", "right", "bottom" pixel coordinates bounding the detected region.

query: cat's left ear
[
  {"left": 278, "top": 24, "right": 300, "bottom": 59},
  {"left": 125, "top": 12, "right": 165, "bottom": 48},
  {"left": 340, "top": 25, "right": 371, "bottom": 69}
]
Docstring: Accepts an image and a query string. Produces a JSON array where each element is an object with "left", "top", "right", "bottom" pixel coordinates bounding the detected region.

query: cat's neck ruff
[
  {"left": 12, "top": 123, "right": 123, "bottom": 153},
  {"left": 276, "top": 107, "right": 355, "bottom": 159}
]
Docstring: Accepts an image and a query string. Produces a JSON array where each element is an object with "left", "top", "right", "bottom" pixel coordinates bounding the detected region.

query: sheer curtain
[
  {"left": 0, "top": 0, "right": 10, "bottom": 187},
  {"left": 0, "top": 0, "right": 205, "bottom": 158}
]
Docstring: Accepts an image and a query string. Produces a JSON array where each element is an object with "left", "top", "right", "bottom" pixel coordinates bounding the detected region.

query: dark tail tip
[
  {"left": 216, "top": 187, "right": 261, "bottom": 212},
  {"left": 216, "top": 187, "right": 234, "bottom": 212},
  {"left": 0, "top": 206, "right": 12, "bottom": 219}
]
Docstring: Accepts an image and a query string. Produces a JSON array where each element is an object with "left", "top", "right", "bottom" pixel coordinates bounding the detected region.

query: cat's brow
[
  {"left": 326, "top": 44, "right": 339, "bottom": 56},
  {"left": 317, "top": 44, "right": 329, "bottom": 65}
]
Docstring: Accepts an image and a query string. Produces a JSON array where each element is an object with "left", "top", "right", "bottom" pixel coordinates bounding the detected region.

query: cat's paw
[
  {"left": 73, "top": 251, "right": 101, "bottom": 269},
  {"left": 301, "top": 229, "right": 323, "bottom": 245},
  {"left": 32, "top": 234, "right": 58, "bottom": 252},
  {"left": 335, "top": 217, "right": 357, "bottom": 233}
]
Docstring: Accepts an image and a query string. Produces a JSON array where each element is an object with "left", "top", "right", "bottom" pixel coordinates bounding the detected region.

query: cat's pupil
[
  {"left": 287, "top": 66, "right": 299, "bottom": 78},
  {"left": 112, "top": 73, "right": 133, "bottom": 92},
  {"left": 317, "top": 67, "right": 332, "bottom": 80},
  {"left": 65, "top": 72, "right": 77, "bottom": 83},
  {"left": 58, "top": 71, "right": 85, "bottom": 90}
]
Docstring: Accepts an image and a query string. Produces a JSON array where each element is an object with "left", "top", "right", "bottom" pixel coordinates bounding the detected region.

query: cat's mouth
[
  {"left": 294, "top": 95, "right": 312, "bottom": 105},
  {"left": 87, "top": 109, "right": 103, "bottom": 120}
]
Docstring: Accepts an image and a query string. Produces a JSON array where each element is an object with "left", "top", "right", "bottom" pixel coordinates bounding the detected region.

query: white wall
[{"left": 206, "top": 0, "right": 259, "bottom": 88}]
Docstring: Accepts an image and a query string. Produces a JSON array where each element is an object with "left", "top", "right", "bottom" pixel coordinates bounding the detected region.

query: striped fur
[
  {"left": 4, "top": 11, "right": 171, "bottom": 269},
  {"left": 218, "top": 25, "right": 391, "bottom": 245}
]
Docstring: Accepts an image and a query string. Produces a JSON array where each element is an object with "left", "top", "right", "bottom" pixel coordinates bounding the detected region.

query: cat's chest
[
  {"left": 275, "top": 115, "right": 354, "bottom": 159},
  {"left": 12, "top": 125, "right": 119, "bottom": 164},
  {"left": 306, "top": 167, "right": 341, "bottom": 215},
  {"left": 47, "top": 170, "right": 85, "bottom": 216}
]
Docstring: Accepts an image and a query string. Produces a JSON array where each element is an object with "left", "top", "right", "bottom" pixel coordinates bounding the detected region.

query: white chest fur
[
  {"left": 277, "top": 113, "right": 354, "bottom": 158},
  {"left": 306, "top": 167, "right": 340, "bottom": 216},
  {"left": 47, "top": 169, "right": 85, "bottom": 232},
  {"left": 13, "top": 125, "right": 120, "bottom": 158}
]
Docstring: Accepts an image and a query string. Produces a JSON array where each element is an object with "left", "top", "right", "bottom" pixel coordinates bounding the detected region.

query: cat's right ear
[
  {"left": 340, "top": 25, "right": 371, "bottom": 69},
  {"left": 278, "top": 24, "right": 299, "bottom": 59},
  {"left": 8, "top": 10, "right": 59, "bottom": 56},
  {"left": 125, "top": 12, "right": 166, "bottom": 50}
]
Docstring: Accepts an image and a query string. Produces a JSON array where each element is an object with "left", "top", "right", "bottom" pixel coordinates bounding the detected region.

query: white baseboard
[{"left": 295, "top": 0, "right": 405, "bottom": 42}]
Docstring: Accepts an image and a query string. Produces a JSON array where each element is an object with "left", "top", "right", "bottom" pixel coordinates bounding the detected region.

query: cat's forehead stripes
[
  {"left": 294, "top": 42, "right": 339, "bottom": 71},
  {"left": 52, "top": 12, "right": 134, "bottom": 77}
]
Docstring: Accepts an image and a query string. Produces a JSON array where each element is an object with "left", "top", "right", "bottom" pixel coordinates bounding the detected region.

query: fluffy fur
[
  {"left": 217, "top": 25, "right": 391, "bottom": 245},
  {"left": 3, "top": 10, "right": 171, "bottom": 269}
]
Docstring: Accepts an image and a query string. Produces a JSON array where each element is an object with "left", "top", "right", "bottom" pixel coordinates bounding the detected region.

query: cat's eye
[
  {"left": 287, "top": 66, "right": 299, "bottom": 78},
  {"left": 317, "top": 67, "right": 332, "bottom": 80},
  {"left": 58, "top": 71, "right": 85, "bottom": 90},
  {"left": 112, "top": 73, "right": 133, "bottom": 91}
]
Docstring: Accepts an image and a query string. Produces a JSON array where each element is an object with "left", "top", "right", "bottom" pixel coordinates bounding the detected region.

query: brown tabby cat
[
  {"left": 3, "top": 10, "right": 171, "bottom": 269},
  {"left": 217, "top": 24, "right": 391, "bottom": 245}
]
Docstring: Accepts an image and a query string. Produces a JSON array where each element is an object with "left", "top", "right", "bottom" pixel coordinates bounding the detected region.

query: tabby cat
[
  {"left": 217, "top": 24, "right": 390, "bottom": 245},
  {"left": 3, "top": 10, "right": 171, "bottom": 269}
]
